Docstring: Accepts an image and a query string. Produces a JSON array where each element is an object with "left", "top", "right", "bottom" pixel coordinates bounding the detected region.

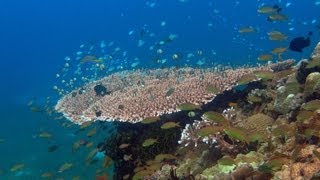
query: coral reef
[
  {"left": 138, "top": 42, "right": 320, "bottom": 179},
  {"left": 72, "top": 42, "right": 320, "bottom": 179}
]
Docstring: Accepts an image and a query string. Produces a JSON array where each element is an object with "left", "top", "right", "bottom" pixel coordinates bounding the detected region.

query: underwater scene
[{"left": 1, "top": 0, "right": 320, "bottom": 179}]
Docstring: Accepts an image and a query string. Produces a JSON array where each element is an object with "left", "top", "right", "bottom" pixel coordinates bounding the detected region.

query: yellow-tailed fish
[
  {"left": 141, "top": 116, "right": 160, "bottom": 124},
  {"left": 268, "top": 13, "right": 288, "bottom": 21},
  {"left": 258, "top": 54, "right": 273, "bottom": 61},
  {"left": 86, "top": 127, "right": 97, "bottom": 137},
  {"left": 119, "top": 143, "right": 130, "bottom": 149},
  {"left": 268, "top": 31, "right": 287, "bottom": 41},
  {"left": 271, "top": 47, "right": 287, "bottom": 55},
  {"left": 41, "top": 172, "right": 53, "bottom": 178},
  {"left": 10, "top": 163, "right": 25, "bottom": 172},
  {"left": 58, "top": 162, "right": 73, "bottom": 173},
  {"left": 142, "top": 138, "right": 158, "bottom": 147},
  {"left": 102, "top": 156, "right": 113, "bottom": 168},
  {"left": 238, "top": 26, "right": 255, "bottom": 33},
  {"left": 161, "top": 122, "right": 180, "bottom": 129},
  {"left": 80, "top": 55, "right": 103, "bottom": 64},
  {"left": 39, "top": 132, "right": 53, "bottom": 139},
  {"left": 257, "top": 6, "right": 278, "bottom": 14}
]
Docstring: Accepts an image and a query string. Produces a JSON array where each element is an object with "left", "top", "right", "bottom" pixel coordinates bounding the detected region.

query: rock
[
  {"left": 296, "top": 42, "right": 320, "bottom": 84},
  {"left": 304, "top": 72, "right": 320, "bottom": 99},
  {"left": 274, "top": 76, "right": 303, "bottom": 114},
  {"left": 273, "top": 145, "right": 320, "bottom": 180}
]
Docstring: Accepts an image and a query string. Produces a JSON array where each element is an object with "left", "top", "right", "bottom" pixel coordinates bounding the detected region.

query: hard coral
[{"left": 56, "top": 63, "right": 287, "bottom": 124}]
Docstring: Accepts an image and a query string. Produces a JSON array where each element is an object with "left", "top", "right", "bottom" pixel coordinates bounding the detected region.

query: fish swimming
[
  {"left": 289, "top": 32, "right": 312, "bottom": 52},
  {"left": 258, "top": 4, "right": 282, "bottom": 14}
]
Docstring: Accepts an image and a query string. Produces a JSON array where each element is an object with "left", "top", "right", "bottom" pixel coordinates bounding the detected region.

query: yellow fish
[
  {"left": 123, "top": 154, "right": 132, "bottom": 161},
  {"left": 102, "top": 156, "right": 113, "bottom": 168},
  {"left": 258, "top": 54, "right": 273, "bottom": 61},
  {"left": 81, "top": 55, "right": 103, "bottom": 64},
  {"left": 119, "top": 143, "right": 130, "bottom": 149},
  {"left": 268, "top": 31, "right": 287, "bottom": 41},
  {"left": 58, "top": 162, "right": 73, "bottom": 173},
  {"left": 39, "top": 132, "right": 53, "bottom": 139},
  {"left": 80, "top": 121, "right": 93, "bottom": 130},
  {"left": 271, "top": 47, "right": 287, "bottom": 55},
  {"left": 161, "top": 122, "right": 180, "bottom": 129},
  {"left": 10, "top": 163, "right": 25, "bottom": 172},
  {"left": 41, "top": 172, "right": 53, "bottom": 178},
  {"left": 268, "top": 13, "right": 288, "bottom": 21},
  {"left": 85, "top": 142, "right": 94, "bottom": 148},
  {"left": 238, "top": 26, "right": 255, "bottom": 33},
  {"left": 142, "top": 138, "right": 158, "bottom": 147},
  {"left": 27, "top": 99, "right": 34, "bottom": 107},
  {"left": 86, "top": 127, "right": 97, "bottom": 137},
  {"left": 86, "top": 149, "right": 98, "bottom": 165},
  {"left": 141, "top": 116, "right": 160, "bottom": 124},
  {"left": 30, "top": 106, "right": 44, "bottom": 113},
  {"left": 72, "top": 141, "right": 81, "bottom": 153},
  {"left": 257, "top": 6, "right": 278, "bottom": 14}
]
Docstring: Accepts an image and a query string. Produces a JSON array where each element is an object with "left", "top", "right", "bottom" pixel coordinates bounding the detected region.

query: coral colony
[{"left": 56, "top": 63, "right": 285, "bottom": 124}]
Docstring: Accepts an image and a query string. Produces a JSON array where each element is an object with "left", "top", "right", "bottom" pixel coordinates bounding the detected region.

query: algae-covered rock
[
  {"left": 201, "top": 162, "right": 236, "bottom": 179},
  {"left": 301, "top": 100, "right": 320, "bottom": 111},
  {"left": 273, "top": 145, "right": 320, "bottom": 180},
  {"left": 296, "top": 110, "right": 314, "bottom": 123},
  {"left": 247, "top": 89, "right": 272, "bottom": 104},
  {"left": 201, "top": 151, "right": 264, "bottom": 179},
  {"left": 235, "top": 151, "right": 264, "bottom": 168},
  {"left": 307, "top": 42, "right": 320, "bottom": 69},
  {"left": 296, "top": 42, "right": 320, "bottom": 83},
  {"left": 274, "top": 77, "right": 303, "bottom": 114},
  {"left": 304, "top": 72, "right": 320, "bottom": 98}
]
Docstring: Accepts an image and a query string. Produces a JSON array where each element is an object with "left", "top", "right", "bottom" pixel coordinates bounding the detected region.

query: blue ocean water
[{"left": 0, "top": 0, "right": 319, "bottom": 178}]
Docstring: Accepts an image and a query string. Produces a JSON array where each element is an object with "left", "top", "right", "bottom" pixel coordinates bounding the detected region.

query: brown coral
[{"left": 235, "top": 113, "right": 274, "bottom": 138}]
